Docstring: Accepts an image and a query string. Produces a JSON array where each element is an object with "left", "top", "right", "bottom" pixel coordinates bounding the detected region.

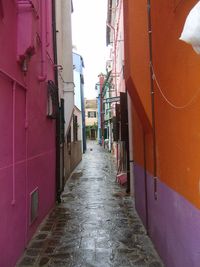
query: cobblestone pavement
[{"left": 17, "top": 141, "right": 164, "bottom": 267}]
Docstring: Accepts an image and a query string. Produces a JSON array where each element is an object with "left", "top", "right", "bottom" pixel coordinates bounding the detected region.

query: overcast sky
[{"left": 72, "top": 0, "right": 108, "bottom": 99}]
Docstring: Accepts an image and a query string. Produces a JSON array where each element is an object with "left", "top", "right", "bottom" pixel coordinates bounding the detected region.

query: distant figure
[{"left": 101, "top": 136, "right": 104, "bottom": 147}]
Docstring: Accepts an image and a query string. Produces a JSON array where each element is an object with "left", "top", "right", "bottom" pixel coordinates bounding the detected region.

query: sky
[{"left": 72, "top": 0, "right": 108, "bottom": 99}]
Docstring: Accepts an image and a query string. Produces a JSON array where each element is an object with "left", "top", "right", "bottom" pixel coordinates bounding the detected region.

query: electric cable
[{"left": 150, "top": 62, "right": 200, "bottom": 110}]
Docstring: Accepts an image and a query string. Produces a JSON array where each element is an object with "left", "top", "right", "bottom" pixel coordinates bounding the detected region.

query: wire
[{"left": 150, "top": 63, "right": 200, "bottom": 110}]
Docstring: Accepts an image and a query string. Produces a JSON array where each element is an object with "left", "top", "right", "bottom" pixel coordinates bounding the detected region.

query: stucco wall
[
  {"left": 64, "top": 141, "right": 82, "bottom": 180},
  {"left": 124, "top": 0, "right": 200, "bottom": 266},
  {"left": 0, "top": 1, "right": 56, "bottom": 266},
  {"left": 56, "top": 0, "right": 74, "bottom": 133},
  {"left": 151, "top": 0, "right": 200, "bottom": 208}
]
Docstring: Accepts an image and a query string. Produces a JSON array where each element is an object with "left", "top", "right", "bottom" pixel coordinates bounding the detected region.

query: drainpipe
[
  {"left": 147, "top": 0, "right": 158, "bottom": 200},
  {"left": 52, "top": 0, "right": 61, "bottom": 202},
  {"left": 11, "top": 82, "right": 16, "bottom": 205},
  {"left": 52, "top": 0, "right": 58, "bottom": 87},
  {"left": 143, "top": 132, "right": 149, "bottom": 233},
  {"left": 25, "top": 89, "right": 28, "bottom": 243},
  {"left": 100, "top": 77, "right": 104, "bottom": 145},
  {"left": 127, "top": 92, "right": 134, "bottom": 197},
  {"left": 46, "top": 2, "right": 50, "bottom": 48},
  {"left": 107, "top": 0, "right": 123, "bottom": 97},
  {"left": 107, "top": 22, "right": 117, "bottom": 97},
  {"left": 38, "top": 0, "right": 47, "bottom": 82}
]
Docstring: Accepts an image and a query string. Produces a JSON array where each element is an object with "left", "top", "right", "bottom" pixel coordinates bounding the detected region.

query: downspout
[
  {"left": 107, "top": 0, "right": 123, "bottom": 97},
  {"left": 126, "top": 99, "right": 130, "bottom": 194},
  {"left": 11, "top": 81, "right": 16, "bottom": 205},
  {"left": 143, "top": 132, "right": 149, "bottom": 233},
  {"left": 115, "top": 0, "right": 122, "bottom": 48},
  {"left": 127, "top": 92, "right": 134, "bottom": 197},
  {"left": 38, "top": 0, "right": 47, "bottom": 82},
  {"left": 125, "top": 88, "right": 131, "bottom": 193},
  {"left": 46, "top": 2, "right": 50, "bottom": 48},
  {"left": 147, "top": 0, "right": 158, "bottom": 200},
  {"left": 80, "top": 79, "right": 86, "bottom": 153},
  {"left": 52, "top": 0, "right": 58, "bottom": 86},
  {"left": 115, "top": 0, "right": 123, "bottom": 87},
  {"left": 52, "top": 0, "right": 61, "bottom": 202},
  {"left": 107, "top": 23, "right": 117, "bottom": 97},
  {"left": 100, "top": 78, "right": 104, "bottom": 145},
  {"left": 25, "top": 87, "right": 29, "bottom": 243}
]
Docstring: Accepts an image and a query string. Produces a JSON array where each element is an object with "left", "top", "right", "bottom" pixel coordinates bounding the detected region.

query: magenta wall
[
  {"left": 134, "top": 163, "right": 200, "bottom": 267},
  {"left": 0, "top": 1, "right": 56, "bottom": 266}
]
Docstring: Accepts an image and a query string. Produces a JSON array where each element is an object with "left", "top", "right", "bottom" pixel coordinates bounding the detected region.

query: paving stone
[
  {"left": 17, "top": 141, "right": 164, "bottom": 267},
  {"left": 39, "top": 257, "right": 50, "bottom": 266},
  {"left": 29, "top": 241, "right": 45, "bottom": 249},
  {"left": 40, "top": 225, "right": 53, "bottom": 232},
  {"left": 48, "top": 259, "right": 72, "bottom": 267},
  {"left": 44, "top": 247, "right": 55, "bottom": 254},
  {"left": 35, "top": 233, "right": 48, "bottom": 240},
  {"left": 149, "top": 262, "right": 164, "bottom": 267},
  {"left": 17, "top": 256, "right": 37, "bottom": 266},
  {"left": 25, "top": 249, "right": 41, "bottom": 257}
]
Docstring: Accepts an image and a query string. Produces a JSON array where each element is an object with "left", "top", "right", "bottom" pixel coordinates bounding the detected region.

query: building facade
[
  {"left": 105, "top": 0, "right": 131, "bottom": 189},
  {"left": 73, "top": 52, "right": 86, "bottom": 153},
  {"left": 0, "top": 1, "right": 56, "bottom": 266},
  {"left": 55, "top": 0, "right": 75, "bottom": 190},
  {"left": 124, "top": 0, "right": 200, "bottom": 266},
  {"left": 85, "top": 99, "right": 98, "bottom": 140}
]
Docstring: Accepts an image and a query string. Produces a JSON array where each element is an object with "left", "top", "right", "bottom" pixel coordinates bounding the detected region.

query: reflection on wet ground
[{"left": 17, "top": 141, "right": 164, "bottom": 267}]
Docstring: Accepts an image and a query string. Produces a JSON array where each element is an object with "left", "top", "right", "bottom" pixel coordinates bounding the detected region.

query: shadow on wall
[{"left": 64, "top": 141, "right": 82, "bottom": 181}]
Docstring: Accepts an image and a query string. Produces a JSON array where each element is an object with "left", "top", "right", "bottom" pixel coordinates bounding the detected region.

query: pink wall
[{"left": 0, "top": 1, "right": 56, "bottom": 266}]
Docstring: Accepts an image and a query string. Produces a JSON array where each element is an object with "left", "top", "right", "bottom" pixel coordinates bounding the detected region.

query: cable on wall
[{"left": 151, "top": 62, "right": 200, "bottom": 110}]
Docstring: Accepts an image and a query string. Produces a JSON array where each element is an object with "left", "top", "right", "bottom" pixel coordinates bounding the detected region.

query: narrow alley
[{"left": 17, "top": 142, "right": 163, "bottom": 267}]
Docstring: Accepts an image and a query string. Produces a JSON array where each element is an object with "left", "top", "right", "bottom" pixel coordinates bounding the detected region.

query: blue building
[{"left": 73, "top": 52, "right": 86, "bottom": 153}]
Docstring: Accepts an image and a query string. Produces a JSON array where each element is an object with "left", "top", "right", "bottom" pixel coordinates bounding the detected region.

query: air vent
[{"left": 30, "top": 188, "right": 39, "bottom": 224}]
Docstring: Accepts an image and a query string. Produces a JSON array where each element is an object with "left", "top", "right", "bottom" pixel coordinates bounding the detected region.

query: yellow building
[{"left": 85, "top": 99, "right": 98, "bottom": 140}]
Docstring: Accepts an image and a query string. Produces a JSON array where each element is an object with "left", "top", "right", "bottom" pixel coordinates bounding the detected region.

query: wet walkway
[{"left": 17, "top": 141, "right": 163, "bottom": 267}]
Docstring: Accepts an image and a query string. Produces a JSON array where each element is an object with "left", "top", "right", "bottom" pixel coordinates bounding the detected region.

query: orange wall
[
  {"left": 124, "top": 0, "right": 154, "bottom": 173},
  {"left": 132, "top": 105, "right": 144, "bottom": 167},
  {"left": 124, "top": 0, "right": 200, "bottom": 208},
  {"left": 151, "top": 0, "right": 200, "bottom": 208},
  {"left": 124, "top": 0, "right": 152, "bottom": 125}
]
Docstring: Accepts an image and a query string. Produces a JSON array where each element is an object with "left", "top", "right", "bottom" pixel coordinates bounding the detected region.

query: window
[
  {"left": 67, "top": 127, "right": 71, "bottom": 144},
  {"left": 88, "top": 111, "right": 96, "bottom": 118},
  {"left": 73, "top": 115, "right": 78, "bottom": 142},
  {"left": 47, "top": 80, "right": 59, "bottom": 119},
  {"left": 30, "top": 188, "right": 39, "bottom": 224},
  {"left": 80, "top": 74, "right": 84, "bottom": 84}
]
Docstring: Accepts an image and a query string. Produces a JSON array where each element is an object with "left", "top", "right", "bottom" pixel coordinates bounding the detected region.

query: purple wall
[
  {"left": 134, "top": 163, "right": 200, "bottom": 267},
  {"left": 0, "top": 1, "right": 56, "bottom": 266}
]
